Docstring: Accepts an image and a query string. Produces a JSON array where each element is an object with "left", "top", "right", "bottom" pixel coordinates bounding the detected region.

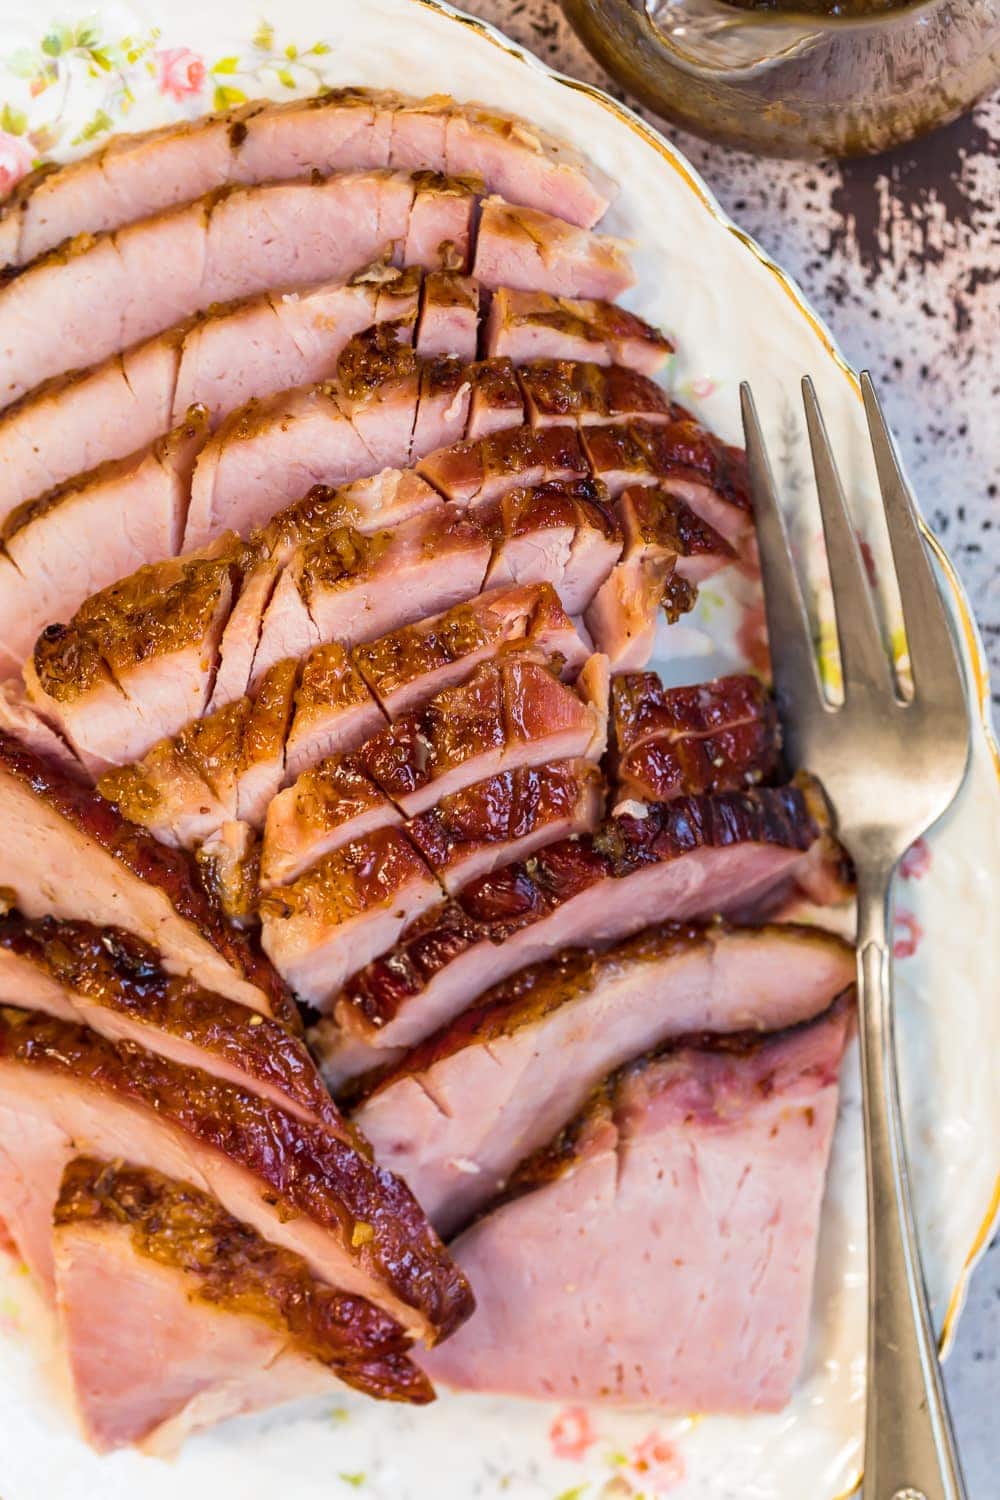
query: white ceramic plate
[{"left": 0, "top": 3, "right": 996, "bottom": 1497}]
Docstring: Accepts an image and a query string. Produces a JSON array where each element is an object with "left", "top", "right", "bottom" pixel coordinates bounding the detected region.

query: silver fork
[{"left": 741, "top": 374, "right": 971, "bottom": 1500}]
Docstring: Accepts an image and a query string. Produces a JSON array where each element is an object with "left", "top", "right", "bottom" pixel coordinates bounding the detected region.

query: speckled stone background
[{"left": 464, "top": 3, "right": 999, "bottom": 1492}]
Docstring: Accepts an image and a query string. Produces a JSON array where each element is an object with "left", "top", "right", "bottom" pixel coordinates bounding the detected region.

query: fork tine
[
  {"left": 802, "top": 376, "right": 895, "bottom": 699},
  {"left": 740, "top": 384, "right": 825, "bottom": 727},
  {"left": 860, "top": 372, "right": 967, "bottom": 710}
]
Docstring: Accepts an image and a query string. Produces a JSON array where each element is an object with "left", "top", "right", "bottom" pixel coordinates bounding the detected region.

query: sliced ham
[
  {"left": 518, "top": 359, "right": 675, "bottom": 428},
  {"left": 286, "top": 644, "right": 387, "bottom": 784},
  {"left": 473, "top": 198, "right": 633, "bottom": 299},
  {"left": 423, "top": 999, "right": 852, "bottom": 1408},
  {"left": 582, "top": 420, "right": 753, "bottom": 546},
  {"left": 0, "top": 409, "right": 208, "bottom": 670},
  {"left": 485, "top": 288, "right": 673, "bottom": 374},
  {"left": 611, "top": 671, "right": 782, "bottom": 802},
  {"left": 53, "top": 1158, "right": 432, "bottom": 1453},
  {"left": 418, "top": 423, "right": 590, "bottom": 505},
  {"left": 479, "top": 478, "right": 622, "bottom": 614},
  {"left": 409, "top": 354, "right": 475, "bottom": 458},
  {"left": 262, "top": 758, "right": 399, "bottom": 892},
  {"left": 259, "top": 827, "right": 443, "bottom": 1005},
  {"left": 0, "top": 1006, "right": 473, "bottom": 1343},
  {"left": 416, "top": 272, "right": 480, "bottom": 359},
  {"left": 0, "top": 89, "right": 612, "bottom": 271},
  {"left": 351, "top": 921, "right": 855, "bottom": 1234},
  {"left": 584, "top": 486, "right": 735, "bottom": 670},
  {"left": 0, "top": 914, "right": 338, "bottom": 1128},
  {"left": 195, "top": 820, "right": 262, "bottom": 929},
  {"left": 0, "top": 731, "right": 293, "bottom": 1024},
  {"left": 25, "top": 535, "right": 238, "bottom": 776},
  {"left": 323, "top": 779, "right": 830, "bottom": 1074},
  {"left": 405, "top": 758, "right": 604, "bottom": 895},
  {"left": 0, "top": 170, "right": 473, "bottom": 409}
]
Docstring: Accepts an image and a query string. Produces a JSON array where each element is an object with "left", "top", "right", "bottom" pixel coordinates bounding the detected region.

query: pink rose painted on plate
[
  {"left": 155, "top": 47, "right": 207, "bottom": 102},
  {"left": 548, "top": 1406, "right": 598, "bottom": 1462},
  {"left": 0, "top": 131, "right": 33, "bottom": 195},
  {"left": 900, "top": 837, "right": 932, "bottom": 880},
  {"left": 893, "top": 909, "right": 923, "bottom": 960},
  {"left": 629, "top": 1432, "right": 686, "bottom": 1492}
]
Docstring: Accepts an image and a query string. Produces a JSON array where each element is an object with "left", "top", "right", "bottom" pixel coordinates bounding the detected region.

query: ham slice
[
  {"left": 0, "top": 1006, "right": 472, "bottom": 1343},
  {"left": 0, "top": 409, "right": 208, "bottom": 670},
  {"left": 322, "top": 780, "right": 831, "bottom": 1076},
  {"left": 416, "top": 272, "right": 480, "bottom": 359},
  {"left": 259, "top": 827, "right": 443, "bottom": 1005},
  {"left": 0, "top": 170, "right": 473, "bottom": 409},
  {"left": 53, "top": 1158, "right": 432, "bottom": 1453},
  {"left": 351, "top": 921, "right": 855, "bottom": 1234},
  {"left": 485, "top": 287, "right": 673, "bottom": 374},
  {"left": 0, "top": 914, "right": 338, "bottom": 1127},
  {"left": 262, "top": 657, "right": 606, "bottom": 885},
  {"left": 0, "top": 268, "right": 422, "bottom": 522},
  {"left": 418, "top": 424, "right": 590, "bottom": 505},
  {"left": 518, "top": 360, "right": 675, "bottom": 428},
  {"left": 0, "top": 731, "right": 293, "bottom": 1024},
  {"left": 583, "top": 420, "right": 753, "bottom": 546},
  {"left": 286, "top": 644, "right": 387, "bottom": 784},
  {"left": 612, "top": 672, "right": 782, "bottom": 802},
  {"left": 0, "top": 89, "right": 612, "bottom": 271},
  {"left": 423, "top": 1000, "right": 852, "bottom": 1409},
  {"left": 584, "top": 486, "right": 736, "bottom": 670},
  {"left": 473, "top": 198, "right": 633, "bottom": 299},
  {"left": 466, "top": 358, "right": 525, "bottom": 439},
  {"left": 478, "top": 478, "right": 622, "bottom": 613},
  {"left": 25, "top": 536, "right": 238, "bottom": 777}
]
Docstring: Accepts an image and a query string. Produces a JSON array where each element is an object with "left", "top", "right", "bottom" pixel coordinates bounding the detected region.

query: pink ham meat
[
  {"left": 261, "top": 657, "right": 607, "bottom": 885},
  {"left": 416, "top": 272, "right": 480, "bottom": 359},
  {"left": 465, "top": 358, "right": 525, "bottom": 440},
  {"left": 259, "top": 827, "right": 444, "bottom": 1006},
  {"left": 0, "top": 1006, "right": 473, "bottom": 1343},
  {"left": 584, "top": 486, "right": 736, "bottom": 670},
  {"left": 473, "top": 198, "right": 633, "bottom": 299},
  {"left": 478, "top": 478, "right": 622, "bottom": 614},
  {"left": 583, "top": 420, "right": 753, "bottom": 547},
  {"left": 322, "top": 779, "right": 831, "bottom": 1076},
  {"left": 0, "top": 410, "right": 208, "bottom": 672},
  {"left": 423, "top": 999, "right": 852, "bottom": 1409},
  {"left": 97, "top": 659, "right": 297, "bottom": 850},
  {"left": 351, "top": 921, "right": 855, "bottom": 1234},
  {"left": 0, "top": 731, "right": 294, "bottom": 1026},
  {"left": 0, "top": 170, "right": 474, "bottom": 409},
  {"left": 53, "top": 1160, "right": 433, "bottom": 1454},
  {"left": 485, "top": 288, "right": 673, "bottom": 374},
  {"left": 0, "top": 914, "right": 340, "bottom": 1128},
  {"left": 612, "top": 672, "right": 782, "bottom": 802},
  {"left": 0, "top": 89, "right": 613, "bottom": 271},
  {"left": 286, "top": 644, "right": 387, "bottom": 784},
  {"left": 518, "top": 360, "right": 675, "bottom": 428},
  {"left": 418, "top": 423, "right": 591, "bottom": 506},
  {"left": 0, "top": 267, "right": 421, "bottom": 522}
]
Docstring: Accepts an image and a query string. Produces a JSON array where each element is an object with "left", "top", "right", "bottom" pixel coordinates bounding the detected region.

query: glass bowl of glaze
[{"left": 559, "top": 0, "right": 1000, "bottom": 156}]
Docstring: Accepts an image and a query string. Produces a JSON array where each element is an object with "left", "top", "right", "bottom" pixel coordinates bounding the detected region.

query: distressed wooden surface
[{"left": 464, "top": 3, "right": 999, "bottom": 1493}]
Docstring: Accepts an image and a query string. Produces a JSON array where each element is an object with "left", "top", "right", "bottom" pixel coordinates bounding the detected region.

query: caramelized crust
[
  {"left": 518, "top": 359, "right": 674, "bottom": 424},
  {"left": 340, "top": 782, "right": 819, "bottom": 1032},
  {"left": 0, "top": 912, "right": 335, "bottom": 1128},
  {"left": 0, "top": 1005, "right": 473, "bottom": 1341},
  {"left": 55, "top": 1157, "right": 434, "bottom": 1404},
  {"left": 0, "top": 731, "right": 295, "bottom": 1028}
]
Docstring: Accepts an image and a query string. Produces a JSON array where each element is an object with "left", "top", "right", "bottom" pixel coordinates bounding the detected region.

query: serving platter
[{"left": 0, "top": 1, "right": 996, "bottom": 1496}]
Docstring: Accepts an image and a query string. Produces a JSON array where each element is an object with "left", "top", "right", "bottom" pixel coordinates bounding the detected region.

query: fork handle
[{"left": 856, "top": 865, "right": 967, "bottom": 1500}]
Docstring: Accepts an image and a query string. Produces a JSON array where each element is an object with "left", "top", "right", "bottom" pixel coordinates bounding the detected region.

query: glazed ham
[
  {"left": 478, "top": 478, "right": 622, "bottom": 613},
  {"left": 259, "top": 827, "right": 443, "bottom": 1004},
  {"left": 0, "top": 267, "right": 421, "bottom": 523},
  {"left": 473, "top": 198, "right": 633, "bottom": 300},
  {"left": 0, "top": 89, "right": 612, "bottom": 271},
  {"left": 416, "top": 271, "right": 480, "bottom": 359},
  {"left": 418, "top": 424, "right": 589, "bottom": 505},
  {"left": 485, "top": 287, "right": 673, "bottom": 374},
  {"left": 286, "top": 644, "right": 387, "bottom": 783},
  {"left": 0, "top": 171, "right": 479, "bottom": 409},
  {"left": 423, "top": 1000, "right": 852, "bottom": 1409},
  {"left": 518, "top": 359, "right": 675, "bottom": 428},
  {"left": 0, "top": 731, "right": 293, "bottom": 1024},
  {"left": 584, "top": 486, "right": 736, "bottom": 670},
  {"left": 0, "top": 1006, "right": 472, "bottom": 1342},
  {"left": 351, "top": 922, "right": 855, "bottom": 1234},
  {"left": 323, "top": 779, "right": 833, "bottom": 1076},
  {"left": 261, "top": 656, "right": 606, "bottom": 887},
  {"left": 0, "top": 409, "right": 208, "bottom": 671},
  {"left": 0, "top": 914, "right": 339, "bottom": 1128},
  {"left": 53, "top": 1159, "right": 433, "bottom": 1454},
  {"left": 612, "top": 672, "right": 781, "bottom": 801}
]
